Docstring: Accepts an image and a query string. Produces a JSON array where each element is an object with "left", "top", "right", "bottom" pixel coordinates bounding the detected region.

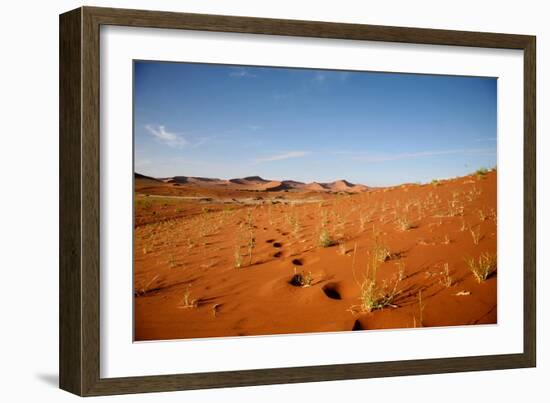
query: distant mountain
[
  {"left": 134, "top": 172, "right": 162, "bottom": 183},
  {"left": 242, "top": 176, "right": 270, "bottom": 183},
  {"left": 166, "top": 176, "right": 225, "bottom": 185},
  {"left": 304, "top": 182, "right": 327, "bottom": 191},
  {"left": 134, "top": 173, "right": 369, "bottom": 193}
]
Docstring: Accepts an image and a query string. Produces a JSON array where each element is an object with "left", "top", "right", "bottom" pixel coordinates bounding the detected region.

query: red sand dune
[{"left": 134, "top": 170, "right": 497, "bottom": 341}]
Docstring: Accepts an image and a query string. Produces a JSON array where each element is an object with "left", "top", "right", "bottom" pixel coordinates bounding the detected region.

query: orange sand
[{"left": 134, "top": 171, "right": 497, "bottom": 341}]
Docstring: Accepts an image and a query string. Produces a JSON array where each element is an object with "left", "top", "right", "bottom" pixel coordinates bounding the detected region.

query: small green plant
[
  {"left": 168, "top": 253, "right": 179, "bottom": 269},
  {"left": 179, "top": 285, "right": 198, "bottom": 309},
  {"left": 357, "top": 275, "right": 400, "bottom": 313},
  {"left": 246, "top": 230, "right": 256, "bottom": 266},
  {"left": 470, "top": 226, "right": 482, "bottom": 245},
  {"left": 431, "top": 179, "right": 441, "bottom": 186},
  {"left": 396, "top": 261, "right": 406, "bottom": 281},
  {"left": 318, "top": 228, "right": 334, "bottom": 247},
  {"left": 290, "top": 267, "right": 313, "bottom": 287},
  {"left": 320, "top": 210, "right": 329, "bottom": 228},
  {"left": 234, "top": 246, "right": 243, "bottom": 268},
  {"left": 478, "top": 209, "right": 487, "bottom": 221},
  {"left": 338, "top": 241, "right": 347, "bottom": 255},
  {"left": 354, "top": 241, "right": 399, "bottom": 313},
  {"left": 447, "top": 200, "right": 464, "bottom": 217},
  {"left": 359, "top": 212, "right": 371, "bottom": 231},
  {"left": 466, "top": 252, "right": 497, "bottom": 283},
  {"left": 490, "top": 208, "right": 497, "bottom": 223},
  {"left": 373, "top": 242, "right": 391, "bottom": 263},
  {"left": 135, "top": 275, "right": 160, "bottom": 297},
  {"left": 475, "top": 167, "right": 489, "bottom": 177},
  {"left": 440, "top": 263, "right": 453, "bottom": 287},
  {"left": 396, "top": 216, "right": 413, "bottom": 231}
]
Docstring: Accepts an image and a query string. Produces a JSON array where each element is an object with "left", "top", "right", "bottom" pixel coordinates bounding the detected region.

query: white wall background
[{"left": 0, "top": 0, "right": 546, "bottom": 401}]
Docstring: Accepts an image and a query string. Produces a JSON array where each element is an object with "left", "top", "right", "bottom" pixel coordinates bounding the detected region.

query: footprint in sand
[{"left": 322, "top": 283, "right": 342, "bottom": 300}]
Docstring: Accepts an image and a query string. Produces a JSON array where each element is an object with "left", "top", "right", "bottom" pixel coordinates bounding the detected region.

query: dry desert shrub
[
  {"left": 475, "top": 167, "right": 488, "bottom": 178},
  {"left": 179, "top": 285, "right": 198, "bottom": 309},
  {"left": 318, "top": 228, "right": 334, "bottom": 248},
  {"left": 338, "top": 241, "right": 347, "bottom": 255},
  {"left": 439, "top": 263, "right": 453, "bottom": 287},
  {"left": 469, "top": 226, "right": 482, "bottom": 245},
  {"left": 466, "top": 252, "right": 497, "bottom": 283},
  {"left": 233, "top": 246, "right": 243, "bottom": 268},
  {"left": 396, "top": 215, "right": 413, "bottom": 231},
  {"left": 358, "top": 278, "right": 399, "bottom": 313},
  {"left": 290, "top": 267, "right": 313, "bottom": 287},
  {"left": 353, "top": 241, "right": 400, "bottom": 313},
  {"left": 478, "top": 209, "right": 488, "bottom": 221}
]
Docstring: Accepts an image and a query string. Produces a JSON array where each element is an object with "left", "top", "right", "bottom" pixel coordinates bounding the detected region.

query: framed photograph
[{"left": 59, "top": 6, "right": 536, "bottom": 396}]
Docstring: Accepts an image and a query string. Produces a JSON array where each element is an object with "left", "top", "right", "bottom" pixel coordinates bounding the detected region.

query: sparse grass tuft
[
  {"left": 358, "top": 278, "right": 399, "bottom": 312},
  {"left": 338, "top": 241, "right": 347, "bottom": 255},
  {"left": 234, "top": 246, "right": 243, "bottom": 268},
  {"left": 466, "top": 252, "right": 497, "bottom": 283},
  {"left": 246, "top": 230, "right": 256, "bottom": 266},
  {"left": 470, "top": 226, "right": 482, "bottom": 245},
  {"left": 354, "top": 241, "right": 400, "bottom": 313},
  {"left": 440, "top": 263, "right": 453, "bottom": 287},
  {"left": 318, "top": 228, "right": 334, "bottom": 248},
  {"left": 478, "top": 209, "right": 487, "bottom": 221},
  {"left": 396, "top": 216, "right": 413, "bottom": 231},
  {"left": 373, "top": 243, "right": 391, "bottom": 263},
  {"left": 431, "top": 179, "right": 441, "bottom": 186},
  {"left": 475, "top": 167, "right": 489, "bottom": 177},
  {"left": 396, "top": 261, "right": 406, "bottom": 281},
  {"left": 290, "top": 267, "right": 313, "bottom": 287},
  {"left": 179, "top": 285, "right": 198, "bottom": 309}
]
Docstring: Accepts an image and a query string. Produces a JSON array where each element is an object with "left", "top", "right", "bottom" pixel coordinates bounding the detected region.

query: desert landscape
[{"left": 134, "top": 168, "right": 497, "bottom": 341}]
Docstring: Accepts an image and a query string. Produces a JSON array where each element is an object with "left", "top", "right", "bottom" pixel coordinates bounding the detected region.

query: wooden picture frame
[{"left": 59, "top": 6, "right": 536, "bottom": 396}]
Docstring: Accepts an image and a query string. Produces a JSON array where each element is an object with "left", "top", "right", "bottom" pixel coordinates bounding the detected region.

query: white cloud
[
  {"left": 145, "top": 125, "right": 187, "bottom": 148},
  {"left": 313, "top": 72, "right": 326, "bottom": 83},
  {"left": 229, "top": 68, "right": 257, "bottom": 78},
  {"left": 255, "top": 151, "right": 310, "bottom": 163},
  {"left": 338, "top": 72, "right": 351, "bottom": 81}
]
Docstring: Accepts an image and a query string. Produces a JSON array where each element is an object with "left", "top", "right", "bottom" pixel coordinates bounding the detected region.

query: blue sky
[{"left": 134, "top": 61, "right": 496, "bottom": 186}]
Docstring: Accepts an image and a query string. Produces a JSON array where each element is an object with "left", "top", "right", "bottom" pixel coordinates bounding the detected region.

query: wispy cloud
[
  {"left": 191, "top": 136, "right": 216, "bottom": 148},
  {"left": 248, "top": 125, "right": 261, "bottom": 131},
  {"left": 338, "top": 72, "right": 351, "bottom": 81},
  {"left": 313, "top": 72, "right": 326, "bottom": 83},
  {"left": 145, "top": 125, "right": 187, "bottom": 148},
  {"left": 229, "top": 67, "right": 257, "bottom": 78},
  {"left": 336, "top": 148, "right": 495, "bottom": 163},
  {"left": 313, "top": 71, "right": 350, "bottom": 83},
  {"left": 255, "top": 151, "right": 310, "bottom": 163}
]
